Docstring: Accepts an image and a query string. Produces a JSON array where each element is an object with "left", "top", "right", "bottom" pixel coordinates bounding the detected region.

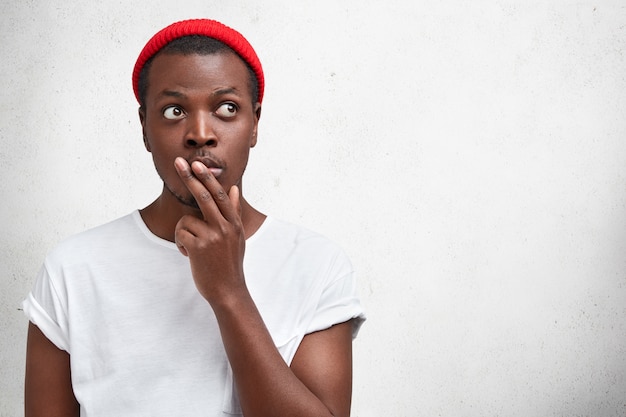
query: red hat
[{"left": 132, "top": 19, "right": 264, "bottom": 104}]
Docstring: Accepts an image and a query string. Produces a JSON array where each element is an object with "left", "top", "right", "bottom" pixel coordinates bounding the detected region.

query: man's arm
[
  {"left": 215, "top": 296, "right": 354, "bottom": 417},
  {"left": 25, "top": 322, "right": 80, "bottom": 417},
  {"left": 174, "top": 158, "right": 355, "bottom": 417},
  {"left": 290, "top": 321, "right": 354, "bottom": 416}
]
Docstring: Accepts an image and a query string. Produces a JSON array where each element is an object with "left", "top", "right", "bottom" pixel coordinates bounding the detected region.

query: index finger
[{"left": 174, "top": 157, "right": 239, "bottom": 224}]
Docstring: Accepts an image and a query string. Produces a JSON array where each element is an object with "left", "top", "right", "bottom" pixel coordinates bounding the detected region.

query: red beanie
[{"left": 132, "top": 19, "right": 264, "bottom": 104}]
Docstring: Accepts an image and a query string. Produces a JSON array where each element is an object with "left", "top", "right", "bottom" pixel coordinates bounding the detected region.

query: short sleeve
[
  {"left": 22, "top": 262, "right": 70, "bottom": 352},
  {"left": 305, "top": 271, "right": 366, "bottom": 339}
]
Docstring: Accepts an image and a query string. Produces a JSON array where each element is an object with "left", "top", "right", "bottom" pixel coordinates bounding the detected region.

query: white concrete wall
[{"left": 2, "top": 1, "right": 625, "bottom": 416}]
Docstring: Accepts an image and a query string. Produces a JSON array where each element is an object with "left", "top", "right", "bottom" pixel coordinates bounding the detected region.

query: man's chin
[
  {"left": 165, "top": 185, "right": 200, "bottom": 210},
  {"left": 178, "top": 196, "right": 200, "bottom": 210}
]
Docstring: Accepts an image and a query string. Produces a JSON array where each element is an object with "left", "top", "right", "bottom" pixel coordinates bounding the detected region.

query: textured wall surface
[{"left": 1, "top": 1, "right": 625, "bottom": 416}]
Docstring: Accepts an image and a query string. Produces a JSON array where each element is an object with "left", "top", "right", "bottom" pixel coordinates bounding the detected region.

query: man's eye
[
  {"left": 215, "top": 103, "right": 238, "bottom": 118},
  {"left": 163, "top": 106, "right": 185, "bottom": 120}
]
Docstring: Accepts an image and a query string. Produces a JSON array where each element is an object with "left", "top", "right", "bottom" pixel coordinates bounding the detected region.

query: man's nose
[{"left": 184, "top": 111, "right": 217, "bottom": 147}]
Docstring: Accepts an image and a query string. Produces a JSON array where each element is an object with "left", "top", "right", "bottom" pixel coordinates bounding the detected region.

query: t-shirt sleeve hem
[
  {"left": 22, "top": 293, "right": 70, "bottom": 352},
  {"left": 305, "top": 303, "right": 366, "bottom": 339}
]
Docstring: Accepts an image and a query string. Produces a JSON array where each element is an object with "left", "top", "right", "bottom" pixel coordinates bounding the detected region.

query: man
[{"left": 23, "top": 18, "right": 365, "bottom": 417}]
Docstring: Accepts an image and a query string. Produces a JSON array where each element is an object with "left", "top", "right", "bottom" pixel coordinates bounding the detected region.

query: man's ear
[
  {"left": 138, "top": 107, "right": 150, "bottom": 152},
  {"left": 251, "top": 103, "right": 261, "bottom": 148}
]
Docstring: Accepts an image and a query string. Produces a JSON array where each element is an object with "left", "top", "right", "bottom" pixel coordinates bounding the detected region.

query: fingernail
[
  {"left": 191, "top": 161, "right": 206, "bottom": 173},
  {"left": 174, "top": 157, "right": 186, "bottom": 170}
]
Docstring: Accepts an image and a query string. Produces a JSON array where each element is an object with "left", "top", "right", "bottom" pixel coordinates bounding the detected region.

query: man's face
[{"left": 139, "top": 52, "right": 260, "bottom": 208}]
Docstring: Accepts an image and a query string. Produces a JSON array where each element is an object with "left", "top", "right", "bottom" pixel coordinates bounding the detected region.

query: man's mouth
[{"left": 189, "top": 156, "right": 224, "bottom": 177}]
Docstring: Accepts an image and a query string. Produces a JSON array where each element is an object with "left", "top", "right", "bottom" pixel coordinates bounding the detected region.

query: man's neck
[{"left": 139, "top": 187, "right": 266, "bottom": 242}]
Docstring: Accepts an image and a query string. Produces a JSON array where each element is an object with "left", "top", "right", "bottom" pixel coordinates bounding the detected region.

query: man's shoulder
[
  {"left": 254, "top": 217, "right": 349, "bottom": 261},
  {"left": 259, "top": 217, "right": 336, "bottom": 245},
  {"left": 46, "top": 212, "right": 140, "bottom": 262}
]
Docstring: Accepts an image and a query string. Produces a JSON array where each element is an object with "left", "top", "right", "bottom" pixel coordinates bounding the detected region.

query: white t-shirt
[{"left": 23, "top": 211, "right": 365, "bottom": 416}]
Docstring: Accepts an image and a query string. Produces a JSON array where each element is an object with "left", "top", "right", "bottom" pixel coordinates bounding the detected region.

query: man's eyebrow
[
  {"left": 212, "top": 87, "right": 241, "bottom": 97},
  {"left": 157, "top": 90, "right": 186, "bottom": 98},
  {"left": 155, "top": 88, "right": 241, "bottom": 100}
]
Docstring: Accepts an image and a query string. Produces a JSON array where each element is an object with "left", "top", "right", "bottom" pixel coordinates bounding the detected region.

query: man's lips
[{"left": 189, "top": 156, "right": 224, "bottom": 177}]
